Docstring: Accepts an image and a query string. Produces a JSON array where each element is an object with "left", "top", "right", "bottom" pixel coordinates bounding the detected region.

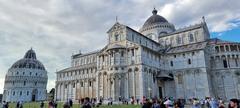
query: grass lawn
[{"left": 8, "top": 102, "right": 141, "bottom": 108}]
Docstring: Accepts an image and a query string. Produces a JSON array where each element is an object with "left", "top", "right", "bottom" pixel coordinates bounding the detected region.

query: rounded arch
[
  {"left": 221, "top": 55, "right": 226, "bottom": 59},
  {"left": 128, "top": 68, "right": 132, "bottom": 72},
  {"left": 103, "top": 72, "right": 107, "bottom": 75},
  {"left": 149, "top": 69, "right": 152, "bottom": 73},
  {"left": 134, "top": 67, "right": 139, "bottom": 72},
  {"left": 159, "top": 31, "right": 167, "bottom": 36},
  {"left": 144, "top": 67, "right": 148, "bottom": 72}
]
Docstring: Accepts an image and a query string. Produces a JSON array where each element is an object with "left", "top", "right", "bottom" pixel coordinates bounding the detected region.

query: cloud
[
  {"left": 159, "top": 0, "right": 240, "bottom": 32},
  {"left": 0, "top": 0, "right": 239, "bottom": 93}
]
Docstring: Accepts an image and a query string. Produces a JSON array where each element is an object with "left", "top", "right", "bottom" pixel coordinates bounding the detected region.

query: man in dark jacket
[{"left": 82, "top": 97, "right": 92, "bottom": 108}]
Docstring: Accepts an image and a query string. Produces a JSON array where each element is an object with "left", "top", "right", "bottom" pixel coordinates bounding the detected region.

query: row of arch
[
  {"left": 141, "top": 23, "right": 174, "bottom": 32},
  {"left": 215, "top": 44, "right": 240, "bottom": 53}
]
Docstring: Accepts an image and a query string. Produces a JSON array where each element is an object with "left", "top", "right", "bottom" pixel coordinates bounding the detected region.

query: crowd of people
[
  {"left": 1, "top": 97, "right": 240, "bottom": 108},
  {"left": 139, "top": 97, "right": 240, "bottom": 108},
  {"left": 58, "top": 96, "right": 240, "bottom": 108}
]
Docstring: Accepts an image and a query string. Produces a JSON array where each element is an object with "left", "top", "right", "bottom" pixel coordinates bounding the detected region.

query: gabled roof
[
  {"left": 107, "top": 22, "right": 125, "bottom": 33},
  {"left": 161, "top": 23, "right": 204, "bottom": 37}
]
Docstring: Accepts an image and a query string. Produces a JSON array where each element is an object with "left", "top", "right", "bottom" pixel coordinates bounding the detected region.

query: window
[
  {"left": 121, "top": 51, "right": 124, "bottom": 57},
  {"left": 178, "top": 75, "right": 183, "bottom": 84},
  {"left": 176, "top": 36, "right": 182, "bottom": 44},
  {"left": 35, "top": 82, "right": 37, "bottom": 86},
  {"left": 89, "top": 81, "right": 92, "bottom": 87},
  {"left": 20, "top": 91, "right": 22, "bottom": 96},
  {"left": 170, "top": 61, "right": 173, "bottom": 67},
  {"left": 226, "top": 45, "right": 230, "bottom": 51},
  {"left": 215, "top": 46, "right": 219, "bottom": 52},
  {"left": 27, "top": 91, "right": 29, "bottom": 95},
  {"left": 189, "top": 33, "right": 194, "bottom": 42},
  {"left": 188, "top": 59, "right": 191, "bottom": 64},
  {"left": 13, "top": 91, "right": 15, "bottom": 96},
  {"left": 24, "top": 81, "right": 26, "bottom": 86},
  {"left": 223, "top": 60, "right": 228, "bottom": 68},
  {"left": 36, "top": 73, "right": 38, "bottom": 76},
  {"left": 115, "top": 34, "right": 119, "bottom": 41},
  {"left": 131, "top": 49, "right": 134, "bottom": 56},
  {"left": 192, "top": 52, "right": 195, "bottom": 56},
  {"left": 235, "top": 59, "right": 238, "bottom": 67},
  {"left": 132, "top": 34, "right": 134, "bottom": 41},
  {"left": 23, "top": 72, "right": 25, "bottom": 75},
  {"left": 73, "top": 83, "right": 75, "bottom": 88},
  {"left": 174, "top": 55, "right": 176, "bottom": 58},
  {"left": 30, "top": 72, "right": 32, "bottom": 75},
  {"left": 81, "top": 82, "right": 83, "bottom": 87}
]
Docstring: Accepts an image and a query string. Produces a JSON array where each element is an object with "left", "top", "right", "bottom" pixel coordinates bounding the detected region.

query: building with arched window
[{"left": 55, "top": 8, "right": 240, "bottom": 101}]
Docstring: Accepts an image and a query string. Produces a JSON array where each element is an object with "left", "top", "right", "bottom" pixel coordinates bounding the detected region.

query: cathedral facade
[
  {"left": 2, "top": 49, "right": 48, "bottom": 102},
  {"left": 55, "top": 8, "right": 240, "bottom": 101}
]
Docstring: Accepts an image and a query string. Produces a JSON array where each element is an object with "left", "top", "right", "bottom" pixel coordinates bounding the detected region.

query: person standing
[
  {"left": 229, "top": 99, "right": 239, "bottom": 108},
  {"left": 16, "top": 101, "right": 20, "bottom": 108},
  {"left": 152, "top": 100, "right": 161, "bottom": 108},
  {"left": 82, "top": 97, "right": 92, "bottom": 108},
  {"left": 164, "top": 98, "right": 174, "bottom": 108},
  {"left": 19, "top": 101, "right": 23, "bottom": 108},
  {"left": 69, "top": 99, "right": 73, "bottom": 108},
  {"left": 209, "top": 98, "right": 218, "bottom": 108},
  {"left": 63, "top": 101, "right": 70, "bottom": 108},
  {"left": 191, "top": 98, "right": 200, "bottom": 108},
  {"left": 40, "top": 101, "right": 44, "bottom": 108}
]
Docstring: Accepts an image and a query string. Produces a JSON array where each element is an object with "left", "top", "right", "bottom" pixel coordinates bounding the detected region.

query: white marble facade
[
  {"left": 55, "top": 8, "right": 240, "bottom": 101},
  {"left": 2, "top": 49, "right": 48, "bottom": 102}
]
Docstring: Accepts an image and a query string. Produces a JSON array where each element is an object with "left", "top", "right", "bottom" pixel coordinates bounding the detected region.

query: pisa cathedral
[
  {"left": 2, "top": 49, "right": 48, "bottom": 102},
  {"left": 55, "top": 8, "right": 240, "bottom": 101}
]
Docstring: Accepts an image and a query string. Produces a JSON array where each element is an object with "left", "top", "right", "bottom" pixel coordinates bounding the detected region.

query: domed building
[
  {"left": 139, "top": 8, "right": 175, "bottom": 42},
  {"left": 2, "top": 48, "right": 48, "bottom": 102},
  {"left": 55, "top": 8, "right": 240, "bottom": 102}
]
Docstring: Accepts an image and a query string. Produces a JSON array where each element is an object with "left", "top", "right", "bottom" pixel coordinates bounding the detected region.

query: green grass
[{"left": 8, "top": 102, "right": 141, "bottom": 108}]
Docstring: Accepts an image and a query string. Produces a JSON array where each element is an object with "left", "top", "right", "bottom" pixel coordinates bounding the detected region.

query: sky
[{"left": 0, "top": 0, "right": 239, "bottom": 94}]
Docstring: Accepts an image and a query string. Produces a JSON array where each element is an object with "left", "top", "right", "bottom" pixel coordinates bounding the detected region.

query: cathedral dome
[
  {"left": 139, "top": 8, "right": 175, "bottom": 42},
  {"left": 142, "top": 8, "right": 168, "bottom": 28},
  {"left": 10, "top": 48, "right": 46, "bottom": 70}
]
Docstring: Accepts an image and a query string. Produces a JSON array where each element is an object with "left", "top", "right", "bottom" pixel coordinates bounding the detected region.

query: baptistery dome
[
  {"left": 11, "top": 49, "right": 46, "bottom": 70},
  {"left": 2, "top": 48, "right": 48, "bottom": 102}
]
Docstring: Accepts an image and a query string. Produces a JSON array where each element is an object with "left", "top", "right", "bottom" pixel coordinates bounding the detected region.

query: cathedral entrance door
[
  {"left": 32, "top": 89, "right": 38, "bottom": 101},
  {"left": 158, "top": 87, "right": 163, "bottom": 98}
]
